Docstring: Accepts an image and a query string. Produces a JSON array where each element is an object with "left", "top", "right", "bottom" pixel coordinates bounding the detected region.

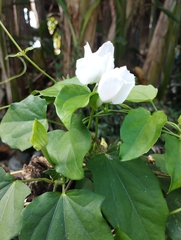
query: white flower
[
  {"left": 97, "top": 66, "right": 135, "bottom": 104},
  {"left": 75, "top": 41, "right": 114, "bottom": 85}
]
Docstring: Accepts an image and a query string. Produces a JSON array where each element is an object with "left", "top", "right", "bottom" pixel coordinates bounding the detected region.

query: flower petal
[
  {"left": 76, "top": 55, "right": 104, "bottom": 84},
  {"left": 98, "top": 69, "right": 123, "bottom": 102},
  {"left": 84, "top": 42, "right": 92, "bottom": 57},
  {"left": 111, "top": 80, "right": 135, "bottom": 104},
  {"left": 119, "top": 66, "right": 135, "bottom": 82},
  {"left": 96, "top": 41, "right": 114, "bottom": 57},
  {"left": 102, "top": 53, "right": 115, "bottom": 72}
]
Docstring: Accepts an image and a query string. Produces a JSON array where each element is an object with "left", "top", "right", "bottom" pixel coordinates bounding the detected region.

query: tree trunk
[
  {"left": 58, "top": 0, "right": 101, "bottom": 77},
  {"left": 142, "top": 0, "right": 181, "bottom": 99}
]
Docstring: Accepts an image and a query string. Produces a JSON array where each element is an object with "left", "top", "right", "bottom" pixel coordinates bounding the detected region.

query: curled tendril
[
  {"left": 0, "top": 21, "right": 56, "bottom": 83},
  {"left": 0, "top": 55, "right": 27, "bottom": 85}
]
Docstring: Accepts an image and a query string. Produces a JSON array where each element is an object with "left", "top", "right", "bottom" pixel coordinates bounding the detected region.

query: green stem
[
  {"left": 105, "top": 103, "right": 109, "bottom": 112},
  {"left": 53, "top": 180, "right": 60, "bottom": 192},
  {"left": 96, "top": 109, "right": 129, "bottom": 115},
  {"left": 0, "top": 21, "right": 22, "bottom": 52},
  {"left": 47, "top": 119, "right": 65, "bottom": 127},
  {"left": 94, "top": 116, "right": 98, "bottom": 141},
  {"left": 150, "top": 100, "right": 157, "bottom": 111},
  {"left": 166, "top": 121, "right": 181, "bottom": 134},
  {"left": 0, "top": 105, "right": 10, "bottom": 110},
  {"left": 87, "top": 108, "right": 95, "bottom": 129},
  {"left": 0, "top": 20, "right": 56, "bottom": 83},
  {"left": 62, "top": 184, "right": 66, "bottom": 195},
  {"left": 23, "top": 54, "right": 56, "bottom": 83},
  {"left": 120, "top": 103, "right": 132, "bottom": 110},
  {"left": 0, "top": 56, "right": 26, "bottom": 85},
  {"left": 21, "top": 178, "right": 53, "bottom": 184},
  {"left": 163, "top": 126, "right": 173, "bottom": 134},
  {"left": 162, "top": 129, "right": 180, "bottom": 139},
  {"left": 83, "top": 109, "right": 129, "bottom": 124},
  {"left": 169, "top": 207, "right": 181, "bottom": 216}
]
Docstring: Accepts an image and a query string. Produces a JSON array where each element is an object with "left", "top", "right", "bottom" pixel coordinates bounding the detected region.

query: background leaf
[
  {"left": 163, "top": 134, "right": 181, "bottom": 192},
  {"left": 119, "top": 108, "right": 167, "bottom": 161},
  {"left": 75, "top": 177, "right": 94, "bottom": 191},
  {"left": 46, "top": 114, "right": 91, "bottom": 180},
  {"left": 166, "top": 187, "right": 181, "bottom": 240},
  {"left": 0, "top": 95, "right": 48, "bottom": 151},
  {"left": 114, "top": 228, "right": 131, "bottom": 240},
  {"left": 155, "top": 3, "right": 179, "bottom": 23},
  {"left": 177, "top": 115, "right": 181, "bottom": 128},
  {"left": 54, "top": 84, "right": 91, "bottom": 129},
  {"left": 0, "top": 168, "right": 30, "bottom": 240},
  {"left": 150, "top": 153, "right": 168, "bottom": 174},
  {"left": 126, "top": 85, "right": 158, "bottom": 102},
  {"left": 0, "top": 167, "right": 14, "bottom": 199},
  {"left": 87, "top": 154, "right": 168, "bottom": 240},
  {"left": 20, "top": 189, "right": 113, "bottom": 240}
]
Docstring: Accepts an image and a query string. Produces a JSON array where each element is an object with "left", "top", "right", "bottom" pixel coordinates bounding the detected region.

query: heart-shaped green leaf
[
  {"left": 32, "top": 77, "right": 83, "bottom": 97},
  {"left": 0, "top": 95, "right": 48, "bottom": 151},
  {"left": 120, "top": 108, "right": 167, "bottom": 161},
  {"left": 19, "top": 190, "right": 113, "bottom": 240},
  {"left": 163, "top": 134, "right": 181, "bottom": 192},
  {"left": 46, "top": 114, "right": 91, "bottom": 179},
  {"left": 0, "top": 168, "right": 30, "bottom": 240},
  {"left": 87, "top": 155, "right": 168, "bottom": 240},
  {"left": 126, "top": 85, "right": 158, "bottom": 102},
  {"left": 54, "top": 84, "right": 91, "bottom": 129}
]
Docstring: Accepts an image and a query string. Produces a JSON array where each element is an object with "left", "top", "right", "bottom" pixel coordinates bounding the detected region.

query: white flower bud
[{"left": 98, "top": 66, "right": 135, "bottom": 104}]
